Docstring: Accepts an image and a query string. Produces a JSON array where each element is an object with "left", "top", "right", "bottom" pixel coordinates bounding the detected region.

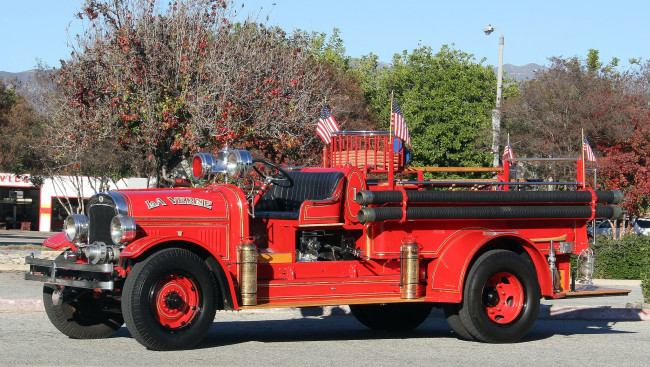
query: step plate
[{"left": 562, "top": 284, "right": 631, "bottom": 298}]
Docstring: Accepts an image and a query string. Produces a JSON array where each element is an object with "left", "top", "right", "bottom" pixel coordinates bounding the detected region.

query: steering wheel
[{"left": 251, "top": 158, "right": 294, "bottom": 188}]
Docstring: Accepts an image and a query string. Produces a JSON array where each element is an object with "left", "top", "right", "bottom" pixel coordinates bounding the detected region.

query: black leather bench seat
[{"left": 254, "top": 171, "right": 344, "bottom": 220}]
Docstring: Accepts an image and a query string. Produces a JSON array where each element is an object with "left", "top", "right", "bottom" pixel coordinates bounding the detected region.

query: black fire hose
[
  {"left": 357, "top": 205, "right": 623, "bottom": 224},
  {"left": 355, "top": 190, "right": 624, "bottom": 206}
]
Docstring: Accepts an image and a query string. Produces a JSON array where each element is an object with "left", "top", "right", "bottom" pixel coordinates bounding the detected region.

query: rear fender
[
  {"left": 426, "top": 230, "right": 552, "bottom": 303},
  {"left": 120, "top": 235, "right": 240, "bottom": 310}
]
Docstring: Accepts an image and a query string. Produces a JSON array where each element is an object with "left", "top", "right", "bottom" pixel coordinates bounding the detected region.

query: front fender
[
  {"left": 43, "top": 232, "right": 75, "bottom": 251},
  {"left": 426, "top": 230, "right": 552, "bottom": 303},
  {"left": 120, "top": 235, "right": 240, "bottom": 309}
]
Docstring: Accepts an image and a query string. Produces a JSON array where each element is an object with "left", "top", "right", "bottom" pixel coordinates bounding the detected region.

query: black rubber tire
[
  {"left": 458, "top": 250, "right": 540, "bottom": 343},
  {"left": 442, "top": 303, "right": 475, "bottom": 341},
  {"left": 43, "top": 285, "right": 123, "bottom": 339},
  {"left": 122, "top": 248, "right": 218, "bottom": 350},
  {"left": 350, "top": 303, "right": 433, "bottom": 332}
]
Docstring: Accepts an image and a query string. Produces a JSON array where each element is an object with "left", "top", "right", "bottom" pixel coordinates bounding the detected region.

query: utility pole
[{"left": 484, "top": 25, "right": 504, "bottom": 167}]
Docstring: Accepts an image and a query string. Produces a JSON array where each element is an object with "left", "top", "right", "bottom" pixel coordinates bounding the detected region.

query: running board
[
  {"left": 559, "top": 284, "right": 631, "bottom": 298},
  {"left": 240, "top": 297, "right": 426, "bottom": 310}
]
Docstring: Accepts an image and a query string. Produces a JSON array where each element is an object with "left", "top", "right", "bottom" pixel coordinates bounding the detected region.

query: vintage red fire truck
[{"left": 26, "top": 130, "right": 628, "bottom": 350}]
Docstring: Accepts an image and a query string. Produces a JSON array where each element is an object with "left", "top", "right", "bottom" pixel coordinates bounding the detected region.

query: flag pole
[
  {"left": 504, "top": 133, "right": 511, "bottom": 188},
  {"left": 580, "top": 128, "right": 586, "bottom": 190},
  {"left": 389, "top": 91, "right": 394, "bottom": 141},
  {"left": 388, "top": 91, "right": 394, "bottom": 187},
  {"left": 506, "top": 132, "right": 510, "bottom": 163},
  {"left": 581, "top": 128, "right": 585, "bottom": 163}
]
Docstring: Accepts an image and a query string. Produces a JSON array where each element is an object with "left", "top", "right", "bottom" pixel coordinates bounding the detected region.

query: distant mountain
[
  {"left": 0, "top": 70, "right": 41, "bottom": 85},
  {"left": 501, "top": 63, "right": 546, "bottom": 82},
  {"left": 1, "top": 63, "right": 546, "bottom": 91},
  {"left": 0, "top": 70, "right": 52, "bottom": 114}
]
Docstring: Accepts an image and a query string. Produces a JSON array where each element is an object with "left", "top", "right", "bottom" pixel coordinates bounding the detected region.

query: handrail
[
  {"left": 331, "top": 131, "right": 391, "bottom": 136},
  {"left": 408, "top": 167, "right": 503, "bottom": 173},
  {"left": 397, "top": 180, "right": 583, "bottom": 186},
  {"left": 506, "top": 157, "right": 580, "bottom": 162}
]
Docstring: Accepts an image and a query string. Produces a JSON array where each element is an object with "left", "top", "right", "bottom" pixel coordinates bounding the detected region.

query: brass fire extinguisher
[
  {"left": 238, "top": 238, "right": 257, "bottom": 306},
  {"left": 400, "top": 238, "right": 420, "bottom": 299}
]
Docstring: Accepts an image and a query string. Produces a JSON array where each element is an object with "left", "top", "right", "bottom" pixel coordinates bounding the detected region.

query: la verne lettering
[{"left": 145, "top": 197, "right": 213, "bottom": 210}]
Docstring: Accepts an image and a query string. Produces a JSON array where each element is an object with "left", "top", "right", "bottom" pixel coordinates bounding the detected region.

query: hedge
[{"left": 590, "top": 234, "right": 650, "bottom": 303}]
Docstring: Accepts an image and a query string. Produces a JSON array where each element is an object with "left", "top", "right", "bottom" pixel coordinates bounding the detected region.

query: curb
[
  {"left": 2, "top": 300, "right": 649, "bottom": 321},
  {"left": 0, "top": 265, "right": 29, "bottom": 272},
  {"left": 0, "top": 251, "right": 60, "bottom": 272},
  {"left": 592, "top": 279, "right": 642, "bottom": 286},
  {"left": 539, "top": 306, "right": 650, "bottom": 321}
]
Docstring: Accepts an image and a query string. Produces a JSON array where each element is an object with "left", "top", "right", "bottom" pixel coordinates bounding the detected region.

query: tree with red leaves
[
  {"left": 40, "top": 0, "right": 368, "bottom": 187},
  {"left": 503, "top": 50, "right": 650, "bottom": 218},
  {"left": 596, "top": 80, "right": 650, "bottom": 217}
]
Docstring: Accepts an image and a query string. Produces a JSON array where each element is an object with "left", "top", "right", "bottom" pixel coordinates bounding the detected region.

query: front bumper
[{"left": 24, "top": 254, "right": 115, "bottom": 290}]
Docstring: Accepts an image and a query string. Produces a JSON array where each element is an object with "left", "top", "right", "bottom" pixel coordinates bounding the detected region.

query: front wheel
[
  {"left": 458, "top": 250, "right": 540, "bottom": 343},
  {"left": 122, "top": 248, "right": 219, "bottom": 350},
  {"left": 350, "top": 303, "right": 433, "bottom": 332},
  {"left": 43, "top": 285, "right": 123, "bottom": 339}
]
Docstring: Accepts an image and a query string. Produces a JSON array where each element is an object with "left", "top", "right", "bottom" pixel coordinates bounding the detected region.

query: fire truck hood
[{"left": 114, "top": 186, "right": 241, "bottom": 220}]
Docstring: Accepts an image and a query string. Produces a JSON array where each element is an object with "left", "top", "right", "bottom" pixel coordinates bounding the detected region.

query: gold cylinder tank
[
  {"left": 238, "top": 239, "right": 257, "bottom": 306},
  {"left": 400, "top": 240, "right": 420, "bottom": 299}
]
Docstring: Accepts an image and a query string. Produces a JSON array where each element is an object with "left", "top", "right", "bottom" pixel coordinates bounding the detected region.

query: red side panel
[{"left": 343, "top": 168, "right": 365, "bottom": 224}]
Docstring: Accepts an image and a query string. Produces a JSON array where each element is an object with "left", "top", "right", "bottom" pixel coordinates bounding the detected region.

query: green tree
[
  {"left": 359, "top": 45, "right": 496, "bottom": 174},
  {"left": 0, "top": 81, "right": 17, "bottom": 111},
  {"left": 294, "top": 27, "right": 350, "bottom": 71},
  {"left": 0, "top": 80, "right": 44, "bottom": 173}
]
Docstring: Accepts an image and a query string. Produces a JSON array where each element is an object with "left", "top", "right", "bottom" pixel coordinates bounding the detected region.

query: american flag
[
  {"left": 391, "top": 97, "right": 411, "bottom": 145},
  {"left": 316, "top": 104, "right": 340, "bottom": 145},
  {"left": 583, "top": 136, "right": 596, "bottom": 162},
  {"left": 503, "top": 138, "right": 514, "bottom": 161}
]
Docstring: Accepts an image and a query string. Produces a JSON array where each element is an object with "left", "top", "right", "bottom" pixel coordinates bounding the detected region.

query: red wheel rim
[
  {"left": 152, "top": 273, "right": 200, "bottom": 329},
  {"left": 482, "top": 271, "right": 524, "bottom": 324}
]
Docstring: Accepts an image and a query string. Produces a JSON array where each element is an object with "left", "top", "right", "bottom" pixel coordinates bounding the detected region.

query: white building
[{"left": 0, "top": 173, "right": 148, "bottom": 232}]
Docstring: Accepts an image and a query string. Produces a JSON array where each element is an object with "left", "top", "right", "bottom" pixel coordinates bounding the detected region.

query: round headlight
[
  {"left": 192, "top": 152, "right": 217, "bottom": 181},
  {"left": 64, "top": 214, "right": 89, "bottom": 243},
  {"left": 110, "top": 215, "right": 136, "bottom": 246},
  {"left": 226, "top": 150, "right": 252, "bottom": 178}
]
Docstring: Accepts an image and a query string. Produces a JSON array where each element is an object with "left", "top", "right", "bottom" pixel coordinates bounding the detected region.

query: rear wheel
[
  {"left": 43, "top": 285, "right": 123, "bottom": 339},
  {"left": 458, "top": 250, "right": 540, "bottom": 343},
  {"left": 442, "top": 303, "right": 475, "bottom": 340},
  {"left": 122, "top": 248, "right": 218, "bottom": 350},
  {"left": 350, "top": 303, "right": 433, "bottom": 332}
]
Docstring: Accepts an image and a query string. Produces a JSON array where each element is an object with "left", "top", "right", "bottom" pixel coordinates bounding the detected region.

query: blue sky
[{"left": 1, "top": 0, "right": 648, "bottom": 72}]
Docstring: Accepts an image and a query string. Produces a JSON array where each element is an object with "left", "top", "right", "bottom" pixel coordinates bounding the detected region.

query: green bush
[
  {"left": 591, "top": 234, "right": 650, "bottom": 280},
  {"left": 642, "top": 276, "right": 650, "bottom": 303}
]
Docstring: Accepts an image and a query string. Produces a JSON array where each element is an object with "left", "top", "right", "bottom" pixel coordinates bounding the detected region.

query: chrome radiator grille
[{"left": 88, "top": 202, "right": 116, "bottom": 244}]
